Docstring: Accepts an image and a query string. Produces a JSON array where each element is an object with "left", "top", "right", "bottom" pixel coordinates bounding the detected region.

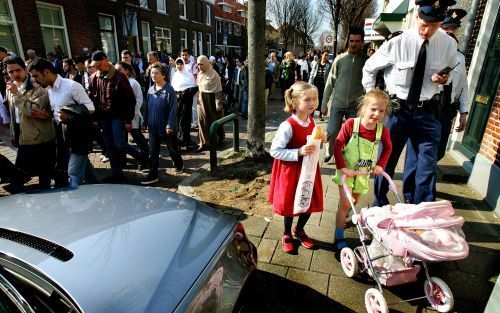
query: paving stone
[
  {"left": 257, "top": 262, "right": 288, "bottom": 278},
  {"left": 271, "top": 246, "right": 313, "bottom": 270},
  {"left": 320, "top": 211, "right": 336, "bottom": 228},
  {"left": 263, "top": 219, "right": 284, "bottom": 240},
  {"left": 310, "top": 249, "right": 345, "bottom": 276},
  {"left": 239, "top": 214, "right": 269, "bottom": 237},
  {"left": 307, "top": 212, "right": 321, "bottom": 226},
  {"left": 303, "top": 224, "right": 335, "bottom": 246},
  {"left": 257, "top": 238, "right": 277, "bottom": 263},
  {"left": 455, "top": 249, "right": 500, "bottom": 276},
  {"left": 436, "top": 269, "right": 493, "bottom": 304},
  {"left": 287, "top": 268, "right": 329, "bottom": 295},
  {"left": 327, "top": 275, "right": 369, "bottom": 312},
  {"left": 247, "top": 235, "right": 261, "bottom": 247}
]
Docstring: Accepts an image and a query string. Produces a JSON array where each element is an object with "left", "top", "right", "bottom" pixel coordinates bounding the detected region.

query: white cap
[{"left": 209, "top": 56, "right": 216, "bottom": 62}]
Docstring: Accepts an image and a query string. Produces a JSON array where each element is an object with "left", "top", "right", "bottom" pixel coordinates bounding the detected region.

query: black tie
[{"left": 407, "top": 39, "right": 428, "bottom": 104}]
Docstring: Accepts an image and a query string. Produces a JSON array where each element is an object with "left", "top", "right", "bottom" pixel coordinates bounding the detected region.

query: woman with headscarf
[
  {"left": 171, "top": 57, "right": 197, "bottom": 148},
  {"left": 196, "top": 55, "right": 224, "bottom": 153}
]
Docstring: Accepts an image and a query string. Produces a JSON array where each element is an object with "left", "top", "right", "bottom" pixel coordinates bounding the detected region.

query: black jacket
[{"left": 60, "top": 103, "right": 92, "bottom": 155}]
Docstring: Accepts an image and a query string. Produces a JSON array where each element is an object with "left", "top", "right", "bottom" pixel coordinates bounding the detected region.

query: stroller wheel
[
  {"left": 364, "top": 288, "right": 388, "bottom": 313},
  {"left": 340, "top": 247, "right": 358, "bottom": 278},
  {"left": 424, "top": 277, "right": 454, "bottom": 312}
]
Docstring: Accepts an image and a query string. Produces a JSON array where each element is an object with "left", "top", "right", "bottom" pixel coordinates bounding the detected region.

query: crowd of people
[
  {"left": 0, "top": 43, "right": 265, "bottom": 191},
  {"left": 268, "top": 0, "right": 470, "bottom": 253}
]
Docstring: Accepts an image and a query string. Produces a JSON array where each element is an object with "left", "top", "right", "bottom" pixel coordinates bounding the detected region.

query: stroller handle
[{"left": 340, "top": 170, "right": 398, "bottom": 200}]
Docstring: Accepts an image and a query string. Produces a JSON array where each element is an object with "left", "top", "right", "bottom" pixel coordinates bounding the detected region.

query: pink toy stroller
[{"left": 339, "top": 171, "right": 469, "bottom": 313}]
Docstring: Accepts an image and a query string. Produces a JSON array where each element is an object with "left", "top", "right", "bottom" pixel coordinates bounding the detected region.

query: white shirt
[
  {"left": 48, "top": 75, "right": 94, "bottom": 123},
  {"left": 363, "top": 28, "right": 457, "bottom": 101},
  {"left": 451, "top": 52, "right": 469, "bottom": 113},
  {"left": 298, "top": 59, "right": 309, "bottom": 73},
  {"left": 129, "top": 77, "right": 143, "bottom": 128},
  {"left": 270, "top": 114, "right": 313, "bottom": 161}
]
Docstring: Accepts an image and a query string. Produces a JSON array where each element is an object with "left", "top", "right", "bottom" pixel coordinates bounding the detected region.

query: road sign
[{"left": 323, "top": 33, "right": 334, "bottom": 46}]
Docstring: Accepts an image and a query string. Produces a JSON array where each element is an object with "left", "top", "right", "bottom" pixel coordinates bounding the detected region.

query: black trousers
[
  {"left": 148, "top": 132, "right": 183, "bottom": 176},
  {"left": 16, "top": 141, "right": 56, "bottom": 189},
  {"left": 177, "top": 88, "right": 196, "bottom": 145},
  {"left": 55, "top": 122, "right": 70, "bottom": 187}
]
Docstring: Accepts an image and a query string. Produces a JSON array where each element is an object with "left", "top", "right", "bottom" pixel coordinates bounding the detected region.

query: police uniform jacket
[{"left": 363, "top": 28, "right": 457, "bottom": 101}]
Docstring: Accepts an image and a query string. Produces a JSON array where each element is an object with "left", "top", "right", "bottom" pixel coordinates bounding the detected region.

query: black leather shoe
[{"left": 323, "top": 154, "right": 332, "bottom": 163}]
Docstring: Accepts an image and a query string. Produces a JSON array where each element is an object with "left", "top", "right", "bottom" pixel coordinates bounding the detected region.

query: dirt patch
[{"left": 192, "top": 152, "right": 274, "bottom": 217}]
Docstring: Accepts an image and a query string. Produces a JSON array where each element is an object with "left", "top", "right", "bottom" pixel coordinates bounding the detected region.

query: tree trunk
[{"left": 247, "top": 0, "right": 267, "bottom": 157}]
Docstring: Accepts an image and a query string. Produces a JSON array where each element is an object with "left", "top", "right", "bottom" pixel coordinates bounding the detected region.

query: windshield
[{"left": 0, "top": 258, "right": 80, "bottom": 313}]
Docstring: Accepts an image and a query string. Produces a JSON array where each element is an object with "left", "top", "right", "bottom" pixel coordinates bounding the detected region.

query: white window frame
[
  {"left": 216, "top": 20, "right": 222, "bottom": 33},
  {"left": 180, "top": 29, "right": 188, "bottom": 51},
  {"left": 179, "top": 0, "right": 186, "bottom": 19},
  {"left": 206, "top": 4, "right": 211, "bottom": 26},
  {"left": 192, "top": 31, "right": 197, "bottom": 56},
  {"left": 228, "top": 22, "right": 232, "bottom": 35},
  {"left": 197, "top": 31, "right": 203, "bottom": 55},
  {"left": 1, "top": 0, "right": 23, "bottom": 58},
  {"left": 141, "top": 21, "right": 151, "bottom": 53},
  {"left": 98, "top": 13, "right": 119, "bottom": 63},
  {"left": 155, "top": 27, "right": 172, "bottom": 53},
  {"left": 206, "top": 34, "right": 212, "bottom": 57},
  {"left": 157, "top": 0, "right": 166, "bottom": 14},
  {"left": 36, "top": 1, "right": 71, "bottom": 58}
]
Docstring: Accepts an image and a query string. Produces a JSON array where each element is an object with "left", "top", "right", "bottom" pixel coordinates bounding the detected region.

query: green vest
[{"left": 333, "top": 118, "right": 383, "bottom": 195}]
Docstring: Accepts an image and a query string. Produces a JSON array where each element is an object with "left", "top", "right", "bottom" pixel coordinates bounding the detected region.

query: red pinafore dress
[{"left": 268, "top": 115, "right": 324, "bottom": 216}]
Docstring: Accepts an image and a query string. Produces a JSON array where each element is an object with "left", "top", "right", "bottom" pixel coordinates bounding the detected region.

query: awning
[{"left": 373, "top": 0, "right": 409, "bottom": 35}]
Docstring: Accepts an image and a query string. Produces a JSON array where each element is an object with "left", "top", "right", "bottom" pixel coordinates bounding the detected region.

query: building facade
[
  {"left": 214, "top": 0, "right": 247, "bottom": 57},
  {"left": 0, "top": 0, "right": 216, "bottom": 62}
]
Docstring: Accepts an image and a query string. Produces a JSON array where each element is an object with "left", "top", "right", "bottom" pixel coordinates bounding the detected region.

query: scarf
[
  {"left": 196, "top": 55, "right": 222, "bottom": 93},
  {"left": 171, "top": 58, "right": 196, "bottom": 91}
]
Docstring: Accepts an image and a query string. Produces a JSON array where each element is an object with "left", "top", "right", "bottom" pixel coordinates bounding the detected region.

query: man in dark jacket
[{"left": 88, "top": 51, "right": 135, "bottom": 182}]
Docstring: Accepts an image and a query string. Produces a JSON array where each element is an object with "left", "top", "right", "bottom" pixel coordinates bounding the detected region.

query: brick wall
[
  {"left": 479, "top": 83, "right": 500, "bottom": 167},
  {"left": 12, "top": 0, "right": 215, "bottom": 59}
]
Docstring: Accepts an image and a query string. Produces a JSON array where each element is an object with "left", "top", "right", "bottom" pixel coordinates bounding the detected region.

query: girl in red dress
[{"left": 268, "top": 81, "right": 327, "bottom": 253}]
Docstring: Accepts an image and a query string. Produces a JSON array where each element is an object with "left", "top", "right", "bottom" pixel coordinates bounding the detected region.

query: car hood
[{"left": 0, "top": 185, "right": 235, "bottom": 313}]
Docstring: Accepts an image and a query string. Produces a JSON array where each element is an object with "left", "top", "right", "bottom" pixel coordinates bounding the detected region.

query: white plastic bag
[{"left": 293, "top": 135, "right": 321, "bottom": 214}]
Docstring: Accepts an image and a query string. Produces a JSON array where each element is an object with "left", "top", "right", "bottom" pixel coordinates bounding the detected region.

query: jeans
[
  {"left": 325, "top": 106, "right": 358, "bottom": 156},
  {"left": 127, "top": 128, "right": 149, "bottom": 162},
  {"left": 101, "top": 118, "right": 128, "bottom": 177},
  {"left": 241, "top": 90, "right": 249, "bottom": 117},
  {"left": 68, "top": 153, "right": 99, "bottom": 187},
  {"left": 148, "top": 132, "right": 183, "bottom": 176}
]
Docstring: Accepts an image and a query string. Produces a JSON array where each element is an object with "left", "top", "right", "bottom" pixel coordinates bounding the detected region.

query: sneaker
[
  {"left": 281, "top": 235, "right": 294, "bottom": 253},
  {"left": 100, "top": 155, "right": 110, "bottom": 163},
  {"left": 292, "top": 227, "right": 315, "bottom": 249},
  {"left": 141, "top": 174, "right": 158, "bottom": 185},
  {"left": 174, "top": 166, "right": 184, "bottom": 174}
]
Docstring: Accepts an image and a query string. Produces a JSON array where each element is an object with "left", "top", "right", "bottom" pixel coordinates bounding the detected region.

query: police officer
[
  {"left": 363, "top": 0, "right": 457, "bottom": 205},
  {"left": 402, "top": 8, "right": 469, "bottom": 202},
  {"left": 439, "top": 8, "right": 469, "bottom": 151}
]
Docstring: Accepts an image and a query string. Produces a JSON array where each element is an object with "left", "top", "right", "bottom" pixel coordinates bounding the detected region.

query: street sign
[{"left": 323, "top": 33, "right": 334, "bottom": 46}]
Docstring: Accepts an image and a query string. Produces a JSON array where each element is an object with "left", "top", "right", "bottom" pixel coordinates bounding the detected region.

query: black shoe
[
  {"left": 323, "top": 154, "right": 332, "bottom": 163},
  {"left": 320, "top": 117, "right": 325, "bottom": 121},
  {"left": 175, "top": 166, "right": 184, "bottom": 174},
  {"left": 141, "top": 174, "right": 158, "bottom": 185}
]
